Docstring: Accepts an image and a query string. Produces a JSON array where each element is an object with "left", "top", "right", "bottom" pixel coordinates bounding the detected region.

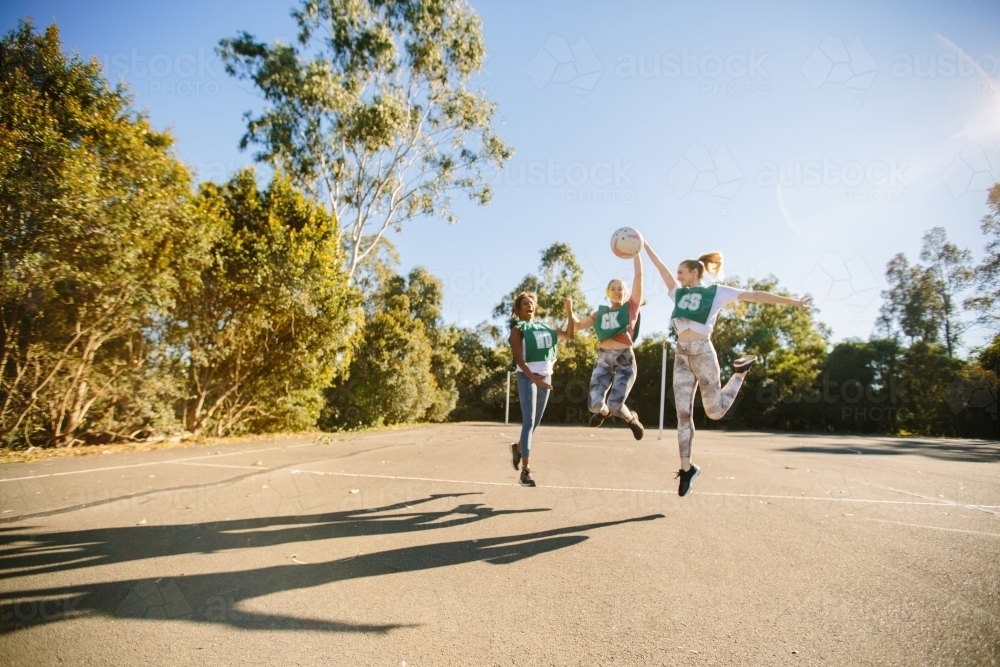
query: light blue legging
[{"left": 517, "top": 371, "right": 551, "bottom": 460}]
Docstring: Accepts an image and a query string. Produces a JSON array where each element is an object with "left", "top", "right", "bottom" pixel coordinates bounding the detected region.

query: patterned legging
[
  {"left": 674, "top": 339, "right": 745, "bottom": 459},
  {"left": 588, "top": 347, "right": 637, "bottom": 422}
]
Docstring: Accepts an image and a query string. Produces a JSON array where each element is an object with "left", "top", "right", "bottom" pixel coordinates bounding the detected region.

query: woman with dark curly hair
[{"left": 508, "top": 293, "right": 575, "bottom": 487}]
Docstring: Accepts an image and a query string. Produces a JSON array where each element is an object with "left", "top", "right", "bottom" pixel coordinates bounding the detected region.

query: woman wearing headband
[
  {"left": 643, "top": 242, "right": 812, "bottom": 496},
  {"left": 571, "top": 254, "right": 645, "bottom": 440}
]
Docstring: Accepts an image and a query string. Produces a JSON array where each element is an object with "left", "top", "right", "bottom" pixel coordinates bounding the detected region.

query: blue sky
[{"left": 4, "top": 0, "right": 999, "bottom": 349}]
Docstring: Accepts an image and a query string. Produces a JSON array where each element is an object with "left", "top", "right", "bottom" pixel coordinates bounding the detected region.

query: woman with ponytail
[
  {"left": 571, "top": 254, "right": 645, "bottom": 440},
  {"left": 643, "top": 243, "right": 812, "bottom": 497}
]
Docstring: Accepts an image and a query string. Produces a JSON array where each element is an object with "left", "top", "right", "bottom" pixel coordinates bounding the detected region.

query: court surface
[{"left": 1, "top": 423, "right": 998, "bottom": 666}]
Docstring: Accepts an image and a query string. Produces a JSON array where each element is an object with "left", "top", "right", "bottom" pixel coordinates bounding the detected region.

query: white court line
[
  {"left": 863, "top": 518, "right": 1000, "bottom": 538},
  {"left": 291, "top": 470, "right": 1000, "bottom": 510},
  {"left": 168, "top": 462, "right": 268, "bottom": 471},
  {"left": 0, "top": 442, "right": 317, "bottom": 482}
]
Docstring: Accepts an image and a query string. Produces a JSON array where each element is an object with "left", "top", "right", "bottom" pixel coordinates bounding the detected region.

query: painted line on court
[
  {"left": 291, "top": 470, "right": 1000, "bottom": 510},
  {"left": 0, "top": 442, "right": 318, "bottom": 482},
  {"left": 0, "top": 427, "right": 435, "bottom": 484},
  {"left": 862, "top": 518, "right": 1000, "bottom": 538},
  {"left": 167, "top": 462, "right": 268, "bottom": 471}
]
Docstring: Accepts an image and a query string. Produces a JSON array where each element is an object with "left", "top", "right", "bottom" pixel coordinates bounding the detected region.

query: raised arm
[
  {"left": 558, "top": 297, "right": 576, "bottom": 341},
  {"left": 738, "top": 291, "right": 813, "bottom": 309},
  {"left": 571, "top": 302, "right": 596, "bottom": 330},
  {"left": 643, "top": 240, "right": 677, "bottom": 292},
  {"left": 631, "top": 253, "right": 643, "bottom": 305}
]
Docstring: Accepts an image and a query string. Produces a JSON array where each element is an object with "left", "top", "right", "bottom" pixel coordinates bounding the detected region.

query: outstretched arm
[
  {"left": 643, "top": 240, "right": 677, "bottom": 292},
  {"left": 631, "top": 253, "right": 643, "bottom": 305},
  {"left": 571, "top": 301, "right": 596, "bottom": 330},
  {"left": 738, "top": 291, "right": 813, "bottom": 309},
  {"left": 558, "top": 298, "right": 576, "bottom": 340}
]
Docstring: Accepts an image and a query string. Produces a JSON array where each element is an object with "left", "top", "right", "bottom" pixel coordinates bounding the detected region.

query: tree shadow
[
  {"left": 777, "top": 433, "right": 1000, "bottom": 463},
  {"left": 0, "top": 509, "right": 663, "bottom": 634}
]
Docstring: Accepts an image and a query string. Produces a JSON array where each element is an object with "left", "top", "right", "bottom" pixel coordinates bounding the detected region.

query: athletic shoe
[
  {"left": 589, "top": 412, "right": 606, "bottom": 428},
  {"left": 628, "top": 413, "right": 644, "bottom": 440},
  {"left": 675, "top": 464, "right": 701, "bottom": 497},
  {"left": 733, "top": 355, "right": 758, "bottom": 374},
  {"left": 509, "top": 443, "right": 521, "bottom": 471},
  {"left": 519, "top": 468, "right": 536, "bottom": 487}
]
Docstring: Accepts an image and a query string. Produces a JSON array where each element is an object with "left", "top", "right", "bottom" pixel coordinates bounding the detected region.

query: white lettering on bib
[
  {"left": 533, "top": 330, "right": 553, "bottom": 349},
  {"left": 600, "top": 311, "right": 620, "bottom": 330},
  {"left": 678, "top": 293, "right": 703, "bottom": 311}
]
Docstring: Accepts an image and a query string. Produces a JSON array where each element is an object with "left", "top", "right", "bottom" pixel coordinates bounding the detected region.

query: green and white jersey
[
  {"left": 591, "top": 300, "right": 640, "bottom": 345},
  {"left": 669, "top": 284, "right": 744, "bottom": 337},
  {"left": 515, "top": 320, "right": 558, "bottom": 375}
]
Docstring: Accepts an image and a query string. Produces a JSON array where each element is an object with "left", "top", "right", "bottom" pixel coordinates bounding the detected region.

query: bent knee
[{"left": 704, "top": 407, "right": 727, "bottom": 420}]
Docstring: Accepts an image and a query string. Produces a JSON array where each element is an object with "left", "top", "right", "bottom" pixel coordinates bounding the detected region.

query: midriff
[
  {"left": 598, "top": 339, "right": 631, "bottom": 350},
  {"left": 677, "top": 329, "right": 710, "bottom": 342}
]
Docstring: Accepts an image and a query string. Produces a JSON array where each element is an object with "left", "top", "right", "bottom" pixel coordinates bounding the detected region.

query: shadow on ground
[
  {"left": 777, "top": 434, "right": 1000, "bottom": 463},
  {"left": 0, "top": 492, "right": 663, "bottom": 633}
]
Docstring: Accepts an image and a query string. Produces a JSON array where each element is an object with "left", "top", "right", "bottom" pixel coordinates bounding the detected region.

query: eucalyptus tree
[
  {"left": 218, "top": 0, "right": 512, "bottom": 280},
  {"left": 968, "top": 183, "right": 1000, "bottom": 333},
  {"left": 879, "top": 228, "right": 973, "bottom": 356},
  {"left": 919, "top": 227, "right": 973, "bottom": 357}
]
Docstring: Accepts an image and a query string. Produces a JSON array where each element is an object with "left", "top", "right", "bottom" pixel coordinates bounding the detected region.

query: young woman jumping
[
  {"left": 571, "top": 254, "right": 645, "bottom": 440},
  {"left": 508, "top": 293, "right": 575, "bottom": 487},
  {"left": 643, "top": 242, "right": 812, "bottom": 496}
]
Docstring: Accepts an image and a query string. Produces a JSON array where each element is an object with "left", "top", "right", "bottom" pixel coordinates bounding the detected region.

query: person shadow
[{"left": 1, "top": 493, "right": 663, "bottom": 634}]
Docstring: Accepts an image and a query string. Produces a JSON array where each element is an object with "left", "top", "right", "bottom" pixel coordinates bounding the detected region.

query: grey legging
[
  {"left": 674, "top": 339, "right": 745, "bottom": 459},
  {"left": 588, "top": 347, "right": 637, "bottom": 422},
  {"left": 517, "top": 371, "right": 551, "bottom": 460}
]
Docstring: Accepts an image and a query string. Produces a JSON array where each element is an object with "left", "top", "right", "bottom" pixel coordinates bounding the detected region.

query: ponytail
[
  {"left": 698, "top": 251, "right": 724, "bottom": 277},
  {"left": 680, "top": 251, "right": 725, "bottom": 281}
]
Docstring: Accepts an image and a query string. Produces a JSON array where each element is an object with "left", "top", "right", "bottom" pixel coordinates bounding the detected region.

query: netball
[{"left": 610, "top": 226, "right": 644, "bottom": 258}]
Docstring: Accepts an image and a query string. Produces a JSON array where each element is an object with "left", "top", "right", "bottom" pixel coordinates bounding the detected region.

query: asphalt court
[{"left": 1, "top": 424, "right": 998, "bottom": 666}]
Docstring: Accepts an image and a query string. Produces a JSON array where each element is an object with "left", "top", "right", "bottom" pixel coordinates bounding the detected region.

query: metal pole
[
  {"left": 505, "top": 371, "right": 511, "bottom": 425},
  {"left": 657, "top": 342, "right": 668, "bottom": 439}
]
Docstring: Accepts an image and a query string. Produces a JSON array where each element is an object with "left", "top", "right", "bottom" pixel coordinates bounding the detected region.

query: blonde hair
[
  {"left": 605, "top": 278, "right": 630, "bottom": 301},
  {"left": 680, "top": 251, "right": 724, "bottom": 280}
]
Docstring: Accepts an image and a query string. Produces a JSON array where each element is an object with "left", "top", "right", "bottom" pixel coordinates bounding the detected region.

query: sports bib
[
  {"left": 594, "top": 303, "right": 631, "bottom": 342},
  {"left": 517, "top": 320, "right": 558, "bottom": 363},
  {"left": 671, "top": 285, "right": 717, "bottom": 324}
]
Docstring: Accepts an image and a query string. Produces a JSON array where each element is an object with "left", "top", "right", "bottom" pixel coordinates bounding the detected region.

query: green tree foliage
[
  {"left": 0, "top": 22, "right": 208, "bottom": 447},
  {"left": 712, "top": 277, "right": 830, "bottom": 430},
  {"left": 450, "top": 324, "right": 509, "bottom": 421},
  {"left": 967, "top": 183, "right": 1000, "bottom": 331},
  {"left": 919, "top": 227, "right": 974, "bottom": 357},
  {"left": 879, "top": 228, "right": 973, "bottom": 355},
  {"left": 323, "top": 265, "right": 458, "bottom": 428},
  {"left": 878, "top": 253, "right": 944, "bottom": 345},
  {"left": 493, "top": 242, "right": 591, "bottom": 326},
  {"left": 218, "top": 0, "right": 512, "bottom": 279},
  {"left": 174, "top": 169, "right": 359, "bottom": 437}
]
